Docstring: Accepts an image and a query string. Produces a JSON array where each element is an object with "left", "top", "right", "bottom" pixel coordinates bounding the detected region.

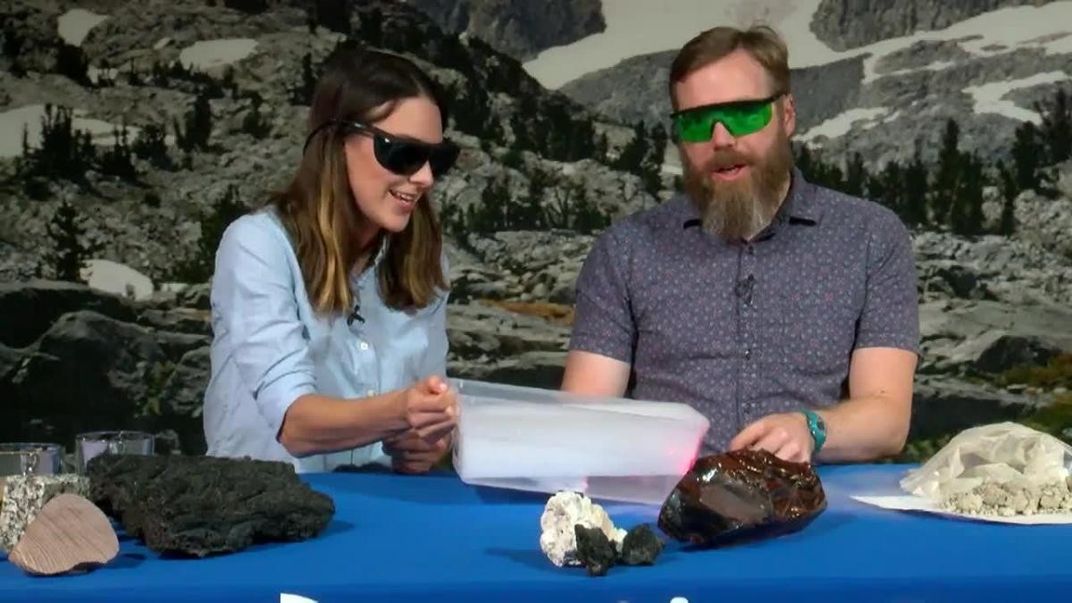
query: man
[{"left": 562, "top": 25, "right": 919, "bottom": 464}]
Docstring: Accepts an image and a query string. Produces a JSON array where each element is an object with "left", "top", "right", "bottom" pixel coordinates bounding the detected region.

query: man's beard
[{"left": 682, "top": 137, "right": 794, "bottom": 242}]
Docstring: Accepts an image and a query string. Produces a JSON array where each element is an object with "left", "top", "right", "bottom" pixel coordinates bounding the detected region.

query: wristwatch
[{"left": 801, "top": 409, "right": 826, "bottom": 454}]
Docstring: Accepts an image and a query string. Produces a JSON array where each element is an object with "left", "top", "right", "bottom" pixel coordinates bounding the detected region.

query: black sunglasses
[{"left": 303, "top": 120, "right": 460, "bottom": 178}]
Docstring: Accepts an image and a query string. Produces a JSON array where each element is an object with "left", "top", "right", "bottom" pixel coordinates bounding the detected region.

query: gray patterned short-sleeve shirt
[{"left": 569, "top": 168, "right": 919, "bottom": 453}]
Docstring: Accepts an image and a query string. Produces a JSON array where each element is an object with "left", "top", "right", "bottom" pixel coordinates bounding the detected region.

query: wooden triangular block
[{"left": 8, "top": 494, "right": 118, "bottom": 576}]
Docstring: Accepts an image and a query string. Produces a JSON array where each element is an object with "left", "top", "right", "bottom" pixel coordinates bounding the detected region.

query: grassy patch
[
  {"left": 481, "top": 300, "right": 574, "bottom": 326},
  {"left": 996, "top": 353, "right": 1072, "bottom": 389},
  {"left": 1021, "top": 392, "right": 1072, "bottom": 443}
]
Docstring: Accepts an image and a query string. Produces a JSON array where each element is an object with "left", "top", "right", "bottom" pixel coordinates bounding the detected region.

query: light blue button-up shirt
[{"left": 203, "top": 208, "right": 449, "bottom": 472}]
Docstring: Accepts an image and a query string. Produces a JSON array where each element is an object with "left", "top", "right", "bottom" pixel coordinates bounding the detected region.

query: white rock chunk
[{"left": 539, "top": 491, "right": 626, "bottom": 567}]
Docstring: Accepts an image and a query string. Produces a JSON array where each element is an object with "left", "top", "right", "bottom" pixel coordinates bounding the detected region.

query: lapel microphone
[{"left": 347, "top": 301, "right": 365, "bottom": 326}]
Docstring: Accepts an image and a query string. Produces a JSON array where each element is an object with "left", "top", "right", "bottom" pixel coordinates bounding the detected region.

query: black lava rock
[
  {"left": 87, "top": 455, "right": 334, "bottom": 557},
  {"left": 573, "top": 524, "right": 617, "bottom": 577},
  {"left": 619, "top": 523, "right": 663, "bottom": 565}
]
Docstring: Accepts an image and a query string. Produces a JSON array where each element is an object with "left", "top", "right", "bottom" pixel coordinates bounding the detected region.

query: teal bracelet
[{"left": 801, "top": 409, "right": 827, "bottom": 454}]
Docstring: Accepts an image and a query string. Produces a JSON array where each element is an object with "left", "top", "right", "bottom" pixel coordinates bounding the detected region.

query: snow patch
[
  {"left": 798, "top": 107, "right": 890, "bottom": 143},
  {"left": 56, "top": 9, "right": 108, "bottom": 47},
  {"left": 0, "top": 104, "right": 147, "bottom": 158},
  {"left": 178, "top": 38, "right": 258, "bottom": 71},
  {"left": 964, "top": 71, "right": 1071, "bottom": 123}
]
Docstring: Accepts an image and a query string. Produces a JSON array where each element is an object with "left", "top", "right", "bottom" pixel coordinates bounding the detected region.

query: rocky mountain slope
[
  {"left": 559, "top": 1, "right": 1072, "bottom": 169},
  {"left": 810, "top": 0, "right": 1056, "bottom": 50},
  {"left": 405, "top": 0, "right": 605, "bottom": 61}
]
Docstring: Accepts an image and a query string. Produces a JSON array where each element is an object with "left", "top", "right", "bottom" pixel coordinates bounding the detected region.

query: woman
[{"left": 204, "top": 46, "right": 461, "bottom": 474}]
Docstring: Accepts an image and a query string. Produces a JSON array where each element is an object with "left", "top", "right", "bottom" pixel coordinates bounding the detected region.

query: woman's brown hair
[{"left": 270, "top": 45, "right": 448, "bottom": 316}]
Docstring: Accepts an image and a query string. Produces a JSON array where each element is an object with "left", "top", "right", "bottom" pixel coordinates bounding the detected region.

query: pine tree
[
  {"left": 125, "top": 59, "right": 142, "bottom": 86},
  {"left": 594, "top": 132, "right": 609, "bottom": 163},
  {"left": 18, "top": 105, "right": 97, "bottom": 186},
  {"left": 902, "top": 148, "right": 929, "bottom": 228},
  {"left": 172, "top": 186, "right": 249, "bottom": 282},
  {"left": 640, "top": 123, "right": 668, "bottom": 194},
  {"left": 289, "top": 53, "right": 317, "bottom": 106},
  {"left": 613, "top": 121, "right": 649, "bottom": 176},
  {"left": 45, "top": 200, "right": 99, "bottom": 281},
  {"left": 357, "top": 6, "right": 382, "bottom": 45},
  {"left": 843, "top": 152, "right": 867, "bottom": 196},
  {"left": 450, "top": 83, "right": 490, "bottom": 138},
  {"left": 521, "top": 166, "right": 551, "bottom": 229},
  {"left": 241, "top": 93, "right": 271, "bottom": 139},
  {"left": 796, "top": 144, "right": 813, "bottom": 176},
  {"left": 133, "top": 123, "right": 172, "bottom": 170},
  {"left": 545, "top": 179, "right": 578, "bottom": 230},
  {"left": 868, "top": 160, "right": 903, "bottom": 216},
  {"left": 950, "top": 152, "right": 985, "bottom": 236},
  {"left": 97, "top": 124, "right": 137, "bottom": 181},
  {"left": 1011, "top": 121, "right": 1044, "bottom": 195},
  {"left": 54, "top": 41, "right": 91, "bottom": 86},
  {"left": 572, "top": 185, "right": 610, "bottom": 234},
  {"left": 313, "top": 0, "right": 353, "bottom": 36},
  {"left": 175, "top": 89, "right": 213, "bottom": 151},
  {"left": 800, "top": 147, "right": 843, "bottom": 191},
  {"left": 996, "top": 160, "right": 1017, "bottom": 236},
  {"left": 932, "top": 118, "right": 962, "bottom": 226},
  {"left": 470, "top": 176, "right": 511, "bottom": 233},
  {"left": 1038, "top": 87, "right": 1071, "bottom": 164}
]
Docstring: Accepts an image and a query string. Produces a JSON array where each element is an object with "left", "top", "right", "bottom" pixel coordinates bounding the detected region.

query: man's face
[{"left": 673, "top": 49, "right": 796, "bottom": 242}]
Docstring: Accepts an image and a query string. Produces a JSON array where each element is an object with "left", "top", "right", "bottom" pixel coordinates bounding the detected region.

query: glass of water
[
  {"left": 0, "top": 442, "right": 64, "bottom": 477},
  {"left": 75, "top": 431, "right": 155, "bottom": 473}
]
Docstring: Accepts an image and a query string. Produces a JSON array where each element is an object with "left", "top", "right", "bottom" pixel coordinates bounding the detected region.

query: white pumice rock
[{"left": 539, "top": 490, "right": 626, "bottom": 567}]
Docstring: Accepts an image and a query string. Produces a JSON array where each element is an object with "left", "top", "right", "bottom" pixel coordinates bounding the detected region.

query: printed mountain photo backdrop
[{"left": 1, "top": 0, "right": 1070, "bottom": 460}]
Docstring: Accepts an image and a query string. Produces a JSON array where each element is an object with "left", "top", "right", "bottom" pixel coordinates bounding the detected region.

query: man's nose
[{"left": 710, "top": 122, "right": 736, "bottom": 149}]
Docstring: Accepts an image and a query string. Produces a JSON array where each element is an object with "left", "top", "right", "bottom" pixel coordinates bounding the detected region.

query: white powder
[{"left": 943, "top": 477, "right": 1072, "bottom": 517}]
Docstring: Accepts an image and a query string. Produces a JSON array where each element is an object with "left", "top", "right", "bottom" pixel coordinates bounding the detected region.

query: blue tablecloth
[{"left": 2, "top": 463, "right": 1070, "bottom": 602}]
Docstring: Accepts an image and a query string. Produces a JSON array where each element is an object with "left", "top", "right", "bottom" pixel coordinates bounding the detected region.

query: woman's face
[{"left": 344, "top": 95, "right": 443, "bottom": 246}]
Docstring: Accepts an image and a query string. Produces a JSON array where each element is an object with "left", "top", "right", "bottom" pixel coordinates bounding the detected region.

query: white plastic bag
[{"left": 900, "top": 422, "right": 1072, "bottom": 501}]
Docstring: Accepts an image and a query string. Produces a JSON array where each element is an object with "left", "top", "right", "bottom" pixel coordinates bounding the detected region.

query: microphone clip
[{"left": 347, "top": 302, "right": 365, "bottom": 326}]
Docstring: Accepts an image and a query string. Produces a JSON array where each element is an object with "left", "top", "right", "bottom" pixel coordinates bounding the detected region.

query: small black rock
[
  {"left": 619, "top": 524, "right": 663, "bottom": 565},
  {"left": 574, "top": 524, "right": 617, "bottom": 577}
]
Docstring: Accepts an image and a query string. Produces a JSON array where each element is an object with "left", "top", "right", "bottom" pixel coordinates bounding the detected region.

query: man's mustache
[{"left": 703, "top": 151, "right": 754, "bottom": 173}]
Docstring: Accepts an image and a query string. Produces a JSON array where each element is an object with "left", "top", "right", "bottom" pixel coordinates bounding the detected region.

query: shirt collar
[{"left": 352, "top": 235, "right": 389, "bottom": 288}]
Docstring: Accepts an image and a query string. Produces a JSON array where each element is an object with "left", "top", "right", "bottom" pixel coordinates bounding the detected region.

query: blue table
[{"left": 2, "top": 464, "right": 1070, "bottom": 602}]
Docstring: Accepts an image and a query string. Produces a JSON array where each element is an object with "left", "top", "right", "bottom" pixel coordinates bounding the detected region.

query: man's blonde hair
[{"left": 669, "top": 25, "right": 790, "bottom": 109}]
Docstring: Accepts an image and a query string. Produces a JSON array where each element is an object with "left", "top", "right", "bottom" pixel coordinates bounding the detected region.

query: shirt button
[
  {"left": 359, "top": 341, "right": 369, "bottom": 351},
  {"left": 744, "top": 349, "right": 752, "bottom": 359}
]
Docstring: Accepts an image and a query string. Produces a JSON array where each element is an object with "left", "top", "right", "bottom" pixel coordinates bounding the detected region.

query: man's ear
[{"left": 781, "top": 93, "right": 797, "bottom": 138}]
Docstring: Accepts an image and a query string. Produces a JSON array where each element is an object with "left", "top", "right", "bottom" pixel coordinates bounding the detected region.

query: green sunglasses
[{"left": 670, "top": 93, "right": 783, "bottom": 143}]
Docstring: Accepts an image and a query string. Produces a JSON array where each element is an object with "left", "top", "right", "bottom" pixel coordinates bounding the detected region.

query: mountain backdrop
[{"left": 1, "top": 0, "right": 1069, "bottom": 461}]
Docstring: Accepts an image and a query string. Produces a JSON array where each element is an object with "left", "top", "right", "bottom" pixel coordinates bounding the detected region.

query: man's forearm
[{"left": 815, "top": 394, "right": 911, "bottom": 462}]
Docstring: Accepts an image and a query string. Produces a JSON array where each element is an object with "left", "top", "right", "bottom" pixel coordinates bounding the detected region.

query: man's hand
[
  {"left": 383, "top": 429, "right": 453, "bottom": 475},
  {"left": 728, "top": 412, "right": 814, "bottom": 464}
]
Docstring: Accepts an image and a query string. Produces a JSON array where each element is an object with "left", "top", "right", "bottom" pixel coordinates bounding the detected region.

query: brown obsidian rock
[{"left": 657, "top": 449, "right": 826, "bottom": 547}]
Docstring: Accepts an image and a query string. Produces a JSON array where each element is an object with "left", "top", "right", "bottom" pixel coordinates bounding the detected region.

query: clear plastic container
[{"left": 452, "top": 379, "right": 710, "bottom": 505}]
